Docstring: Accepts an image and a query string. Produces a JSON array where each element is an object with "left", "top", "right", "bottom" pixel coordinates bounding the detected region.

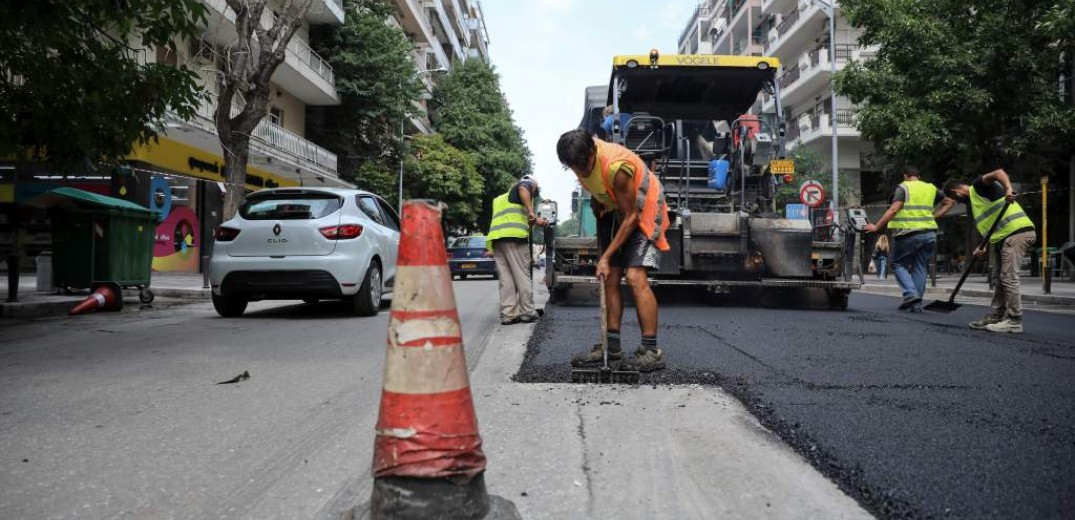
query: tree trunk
[{"left": 222, "top": 136, "right": 251, "bottom": 220}]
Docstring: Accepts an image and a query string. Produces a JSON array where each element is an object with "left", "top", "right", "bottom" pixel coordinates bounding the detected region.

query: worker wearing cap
[
  {"left": 864, "top": 165, "right": 944, "bottom": 313},
  {"left": 556, "top": 129, "right": 670, "bottom": 372},
  {"left": 938, "top": 169, "right": 1036, "bottom": 333},
  {"left": 487, "top": 176, "right": 547, "bottom": 325}
]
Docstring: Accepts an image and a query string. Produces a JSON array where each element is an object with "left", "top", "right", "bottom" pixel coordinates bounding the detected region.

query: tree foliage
[
  {"left": 401, "top": 134, "right": 483, "bottom": 230},
  {"left": 0, "top": 0, "right": 208, "bottom": 167},
  {"left": 836, "top": 0, "right": 1075, "bottom": 182},
  {"left": 215, "top": 0, "right": 313, "bottom": 219},
  {"left": 774, "top": 148, "right": 859, "bottom": 210},
  {"left": 307, "top": 0, "right": 423, "bottom": 191},
  {"left": 431, "top": 59, "right": 533, "bottom": 230}
]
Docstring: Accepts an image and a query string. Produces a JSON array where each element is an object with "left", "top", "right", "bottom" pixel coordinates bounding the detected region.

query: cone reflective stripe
[
  {"left": 69, "top": 285, "right": 118, "bottom": 315},
  {"left": 373, "top": 200, "right": 486, "bottom": 482}
]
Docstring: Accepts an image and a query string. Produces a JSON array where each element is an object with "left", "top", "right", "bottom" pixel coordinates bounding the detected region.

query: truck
[{"left": 544, "top": 51, "right": 862, "bottom": 309}]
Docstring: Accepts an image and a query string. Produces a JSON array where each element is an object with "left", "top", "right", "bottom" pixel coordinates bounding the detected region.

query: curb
[
  {"left": 857, "top": 285, "right": 1075, "bottom": 306},
  {"left": 1, "top": 288, "right": 209, "bottom": 319}
]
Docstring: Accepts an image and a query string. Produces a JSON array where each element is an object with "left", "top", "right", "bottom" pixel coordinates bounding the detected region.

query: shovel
[
  {"left": 570, "top": 278, "right": 640, "bottom": 384},
  {"left": 925, "top": 200, "right": 1011, "bottom": 313}
]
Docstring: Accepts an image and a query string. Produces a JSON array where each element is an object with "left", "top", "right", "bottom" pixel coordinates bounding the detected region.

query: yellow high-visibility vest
[
  {"left": 486, "top": 192, "right": 529, "bottom": 251},
  {"left": 889, "top": 180, "right": 938, "bottom": 230},
  {"left": 969, "top": 186, "right": 1035, "bottom": 243}
]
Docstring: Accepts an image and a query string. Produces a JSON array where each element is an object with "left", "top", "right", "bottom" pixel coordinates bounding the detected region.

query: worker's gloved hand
[
  {"left": 535, "top": 217, "right": 549, "bottom": 227},
  {"left": 973, "top": 245, "right": 988, "bottom": 258},
  {"left": 863, "top": 223, "right": 878, "bottom": 233},
  {"left": 1005, "top": 189, "right": 1018, "bottom": 203}
]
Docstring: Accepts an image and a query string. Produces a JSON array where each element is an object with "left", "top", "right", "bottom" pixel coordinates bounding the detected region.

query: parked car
[
  {"left": 209, "top": 188, "right": 400, "bottom": 317},
  {"left": 447, "top": 236, "right": 497, "bottom": 279}
]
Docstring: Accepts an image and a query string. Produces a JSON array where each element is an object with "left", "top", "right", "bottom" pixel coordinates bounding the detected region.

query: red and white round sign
[{"left": 799, "top": 180, "right": 826, "bottom": 208}]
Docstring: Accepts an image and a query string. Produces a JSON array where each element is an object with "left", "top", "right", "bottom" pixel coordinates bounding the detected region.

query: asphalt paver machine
[{"left": 546, "top": 52, "right": 861, "bottom": 308}]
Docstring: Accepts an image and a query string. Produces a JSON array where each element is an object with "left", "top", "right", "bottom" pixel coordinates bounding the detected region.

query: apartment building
[
  {"left": 389, "top": 0, "right": 490, "bottom": 133},
  {"left": 0, "top": 0, "right": 352, "bottom": 274},
  {"left": 678, "top": 0, "right": 873, "bottom": 204}
]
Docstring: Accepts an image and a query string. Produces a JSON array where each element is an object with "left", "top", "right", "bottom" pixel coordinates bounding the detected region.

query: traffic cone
[
  {"left": 69, "top": 285, "right": 120, "bottom": 315},
  {"left": 350, "top": 200, "right": 520, "bottom": 520}
]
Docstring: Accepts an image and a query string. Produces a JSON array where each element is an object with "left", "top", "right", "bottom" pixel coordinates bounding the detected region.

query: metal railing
[
  {"left": 287, "top": 36, "right": 334, "bottom": 85},
  {"left": 834, "top": 109, "right": 857, "bottom": 128},
  {"left": 190, "top": 94, "right": 338, "bottom": 173},
  {"left": 786, "top": 118, "right": 801, "bottom": 142},
  {"left": 778, "top": 65, "right": 801, "bottom": 89},
  {"left": 776, "top": 6, "right": 801, "bottom": 36}
]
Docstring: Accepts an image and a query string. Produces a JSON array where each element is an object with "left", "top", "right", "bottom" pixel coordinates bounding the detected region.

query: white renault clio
[{"left": 209, "top": 188, "right": 400, "bottom": 317}]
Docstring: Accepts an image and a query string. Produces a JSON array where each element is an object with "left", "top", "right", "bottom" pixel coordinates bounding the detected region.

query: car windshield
[
  {"left": 240, "top": 194, "right": 343, "bottom": 220},
  {"left": 450, "top": 237, "right": 486, "bottom": 249}
]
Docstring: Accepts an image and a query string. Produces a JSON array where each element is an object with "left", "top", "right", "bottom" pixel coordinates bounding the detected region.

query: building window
[{"left": 269, "top": 106, "right": 284, "bottom": 127}]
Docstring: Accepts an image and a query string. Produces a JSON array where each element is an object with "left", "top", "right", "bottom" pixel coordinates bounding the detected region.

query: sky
[{"left": 482, "top": 0, "right": 699, "bottom": 214}]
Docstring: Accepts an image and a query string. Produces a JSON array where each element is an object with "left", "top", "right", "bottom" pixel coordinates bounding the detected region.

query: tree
[
  {"left": 836, "top": 0, "right": 1075, "bottom": 182},
  {"left": 556, "top": 217, "right": 581, "bottom": 237},
  {"left": 431, "top": 59, "right": 533, "bottom": 230},
  {"left": 214, "top": 0, "right": 313, "bottom": 219},
  {"left": 0, "top": 0, "right": 208, "bottom": 167},
  {"left": 400, "top": 134, "right": 483, "bottom": 231},
  {"left": 307, "top": 0, "right": 423, "bottom": 192},
  {"left": 774, "top": 148, "right": 858, "bottom": 211}
]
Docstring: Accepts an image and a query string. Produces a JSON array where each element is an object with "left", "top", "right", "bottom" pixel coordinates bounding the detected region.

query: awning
[{"left": 28, "top": 187, "right": 158, "bottom": 217}]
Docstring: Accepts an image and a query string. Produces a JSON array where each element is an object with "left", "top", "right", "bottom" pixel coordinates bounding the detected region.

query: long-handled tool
[
  {"left": 570, "top": 279, "right": 640, "bottom": 384},
  {"left": 925, "top": 200, "right": 1012, "bottom": 313}
]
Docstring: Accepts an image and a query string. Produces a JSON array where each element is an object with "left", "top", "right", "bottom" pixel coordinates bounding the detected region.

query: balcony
[
  {"left": 201, "top": 0, "right": 340, "bottom": 105},
  {"left": 798, "top": 109, "right": 860, "bottom": 145},
  {"left": 307, "top": 0, "right": 345, "bottom": 25},
  {"left": 765, "top": 1, "right": 830, "bottom": 61},
  {"left": 766, "top": 44, "right": 857, "bottom": 111},
  {"left": 185, "top": 93, "right": 340, "bottom": 178}
]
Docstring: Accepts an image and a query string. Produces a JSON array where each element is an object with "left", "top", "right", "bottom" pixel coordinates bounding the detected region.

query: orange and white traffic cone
[
  {"left": 69, "top": 285, "right": 119, "bottom": 315},
  {"left": 351, "top": 200, "right": 520, "bottom": 520}
]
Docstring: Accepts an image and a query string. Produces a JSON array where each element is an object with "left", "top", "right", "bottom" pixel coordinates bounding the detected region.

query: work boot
[
  {"left": 500, "top": 316, "right": 520, "bottom": 326},
  {"left": 898, "top": 297, "right": 922, "bottom": 311},
  {"left": 570, "top": 344, "right": 623, "bottom": 367},
  {"left": 968, "top": 314, "right": 1003, "bottom": 330},
  {"left": 984, "top": 317, "right": 1023, "bottom": 334},
  {"left": 620, "top": 347, "right": 666, "bottom": 373},
  {"left": 518, "top": 313, "right": 539, "bottom": 323}
]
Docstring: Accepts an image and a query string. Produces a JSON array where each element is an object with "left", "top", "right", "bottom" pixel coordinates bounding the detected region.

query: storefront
[{"left": 1, "top": 137, "right": 301, "bottom": 274}]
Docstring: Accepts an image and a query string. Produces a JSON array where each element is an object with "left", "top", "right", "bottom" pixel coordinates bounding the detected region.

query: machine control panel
[
  {"left": 537, "top": 200, "right": 558, "bottom": 224},
  {"left": 846, "top": 208, "right": 870, "bottom": 232}
]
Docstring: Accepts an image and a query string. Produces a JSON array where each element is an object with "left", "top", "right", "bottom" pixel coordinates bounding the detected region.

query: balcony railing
[
  {"left": 785, "top": 118, "right": 801, "bottom": 142},
  {"left": 287, "top": 36, "right": 334, "bottom": 86},
  {"left": 834, "top": 109, "right": 857, "bottom": 128},
  {"left": 776, "top": 6, "right": 800, "bottom": 35},
  {"left": 189, "top": 94, "right": 338, "bottom": 174},
  {"left": 778, "top": 65, "right": 801, "bottom": 89}
]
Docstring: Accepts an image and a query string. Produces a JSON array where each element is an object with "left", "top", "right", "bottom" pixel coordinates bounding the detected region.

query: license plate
[
  {"left": 769, "top": 159, "right": 795, "bottom": 174},
  {"left": 461, "top": 263, "right": 477, "bottom": 269}
]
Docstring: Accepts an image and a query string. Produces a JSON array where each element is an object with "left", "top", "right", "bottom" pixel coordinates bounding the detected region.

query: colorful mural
[{"left": 150, "top": 176, "right": 200, "bottom": 272}]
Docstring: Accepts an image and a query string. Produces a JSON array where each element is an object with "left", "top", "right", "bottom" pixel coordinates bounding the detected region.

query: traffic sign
[{"left": 799, "top": 180, "right": 826, "bottom": 208}]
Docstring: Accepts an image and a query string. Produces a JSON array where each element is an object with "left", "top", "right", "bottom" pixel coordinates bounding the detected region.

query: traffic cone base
[
  {"left": 69, "top": 285, "right": 119, "bottom": 315},
  {"left": 349, "top": 200, "right": 520, "bottom": 520}
]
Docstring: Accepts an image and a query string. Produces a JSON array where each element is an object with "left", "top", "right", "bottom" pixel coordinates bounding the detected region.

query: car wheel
[
  {"left": 212, "top": 292, "right": 248, "bottom": 317},
  {"left": 353, "top": 261, "right": 382, "bottom": 316}
]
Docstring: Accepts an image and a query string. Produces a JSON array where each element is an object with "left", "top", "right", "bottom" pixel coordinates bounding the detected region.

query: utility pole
[{"left": 815, "top": 0, "right": 840, "bottom": 224}]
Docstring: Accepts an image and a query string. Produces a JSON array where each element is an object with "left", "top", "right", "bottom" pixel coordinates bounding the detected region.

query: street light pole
[
  {"left": 398, "top": 67, "right": 448, "bottom": 211},
  {"left": 815, "top": 0, "right": 840, "bottom": 223}
]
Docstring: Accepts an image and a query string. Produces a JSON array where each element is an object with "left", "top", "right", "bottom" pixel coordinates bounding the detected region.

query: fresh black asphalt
[{"left": 515, "top": 288, "right": 1075, "bottom": 519}]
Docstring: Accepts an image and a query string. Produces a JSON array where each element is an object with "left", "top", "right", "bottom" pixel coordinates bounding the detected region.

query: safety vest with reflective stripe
[
  {"left": 593, "top": 139, "right": 670, "bottom": 251},
  {"left": 486, "top": 192, "right": 529, "bottom": 251},
  {"left": 889, "top": 180, "right": 938, "bottom": 230},
  {"left": 969, "top": 185, "right": 1035, "bottom": 243}
]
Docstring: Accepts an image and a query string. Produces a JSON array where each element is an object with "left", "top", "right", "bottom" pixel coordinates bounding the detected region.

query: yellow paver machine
[{"left": 546, "top": 51, "right": 861, "bottom": 308}]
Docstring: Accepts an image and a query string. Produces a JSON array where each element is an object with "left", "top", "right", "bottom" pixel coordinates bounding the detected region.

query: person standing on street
[
  {"left": 557, "top": 129, "right": 670, "bottom": 372},
  {"left": 872, "top": 234, "right": 890, "bottom": 280},
  {"left": 487, "top": 176, "right": 547, "bottom": 325},
  {"left": 939, "top": 169, "right": 1036, "bottom": 333},
  {"left": 864, "top": 166, "right": 944, "bottom": 312}
]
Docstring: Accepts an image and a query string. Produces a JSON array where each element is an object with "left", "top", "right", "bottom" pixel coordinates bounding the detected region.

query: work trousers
[
  {"left": 493, "top": 239, "right": 534, "bottom": 321},
  {"left": 891, "top": 231, "right": 936, "bottom": 304},
  {"left": 990, "top": 230, "right": 1037, "bottom": 320}
]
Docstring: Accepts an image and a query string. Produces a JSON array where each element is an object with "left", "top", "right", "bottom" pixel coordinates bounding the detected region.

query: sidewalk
[
  {"left": 0, "top": 272, "right": 210, "bottom": 319},
  {"left": 857, "top": 273, "right": 1075, "bottom": 307}
]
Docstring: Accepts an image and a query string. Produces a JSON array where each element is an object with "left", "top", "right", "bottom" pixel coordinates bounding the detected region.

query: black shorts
[{"left": 596, "top": 211, "right": 660, "bottom": 270}]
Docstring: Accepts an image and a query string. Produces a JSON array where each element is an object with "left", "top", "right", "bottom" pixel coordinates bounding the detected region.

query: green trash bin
[{"left": 28, "top": 187, "right": 159, "bottom": 306}]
